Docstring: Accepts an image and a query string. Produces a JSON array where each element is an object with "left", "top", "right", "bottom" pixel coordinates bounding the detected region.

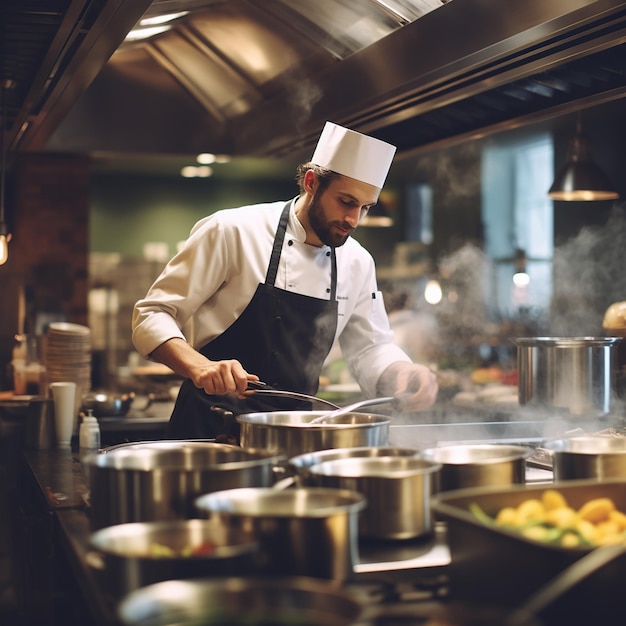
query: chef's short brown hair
[{"left": 295, "top": 162, "right": 338, "bottom": 195}]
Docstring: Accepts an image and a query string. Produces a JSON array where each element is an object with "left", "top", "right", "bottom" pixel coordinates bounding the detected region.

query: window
[{"left": 481, "top": 133, "right": 554, "bottom": 322}]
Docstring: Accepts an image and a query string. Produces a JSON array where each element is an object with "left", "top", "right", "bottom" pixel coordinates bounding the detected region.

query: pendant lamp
[{"left": 548, "top": 113, "right": 619, "bottom": 201}]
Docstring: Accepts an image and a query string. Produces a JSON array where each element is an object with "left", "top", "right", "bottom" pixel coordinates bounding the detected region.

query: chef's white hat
[{"left": 311, "top": 121, "right": 396, "bottom": 188}]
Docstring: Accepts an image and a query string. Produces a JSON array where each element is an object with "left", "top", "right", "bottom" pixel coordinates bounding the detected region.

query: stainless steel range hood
[{"left": 14, "top": 0, "right": 626, "bottom": 160}]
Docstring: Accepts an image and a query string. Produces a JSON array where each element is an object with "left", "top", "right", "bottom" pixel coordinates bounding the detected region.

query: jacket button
[
  {"left": 326, "top": 251, "right": 330, "bottom": 256},
  {"left": 288, "top": 240, "right": 294, "bottom": 246},
  {"left": 274, "top": 316, "right": 282, "bottom": 323},
  {"left": 326, "top": 288, "right": 331, "bottom": 293}
]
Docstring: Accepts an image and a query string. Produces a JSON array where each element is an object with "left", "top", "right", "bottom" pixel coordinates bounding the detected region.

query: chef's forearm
[{"left": 150, "top": 338, "right": 211, "bottom": 383}]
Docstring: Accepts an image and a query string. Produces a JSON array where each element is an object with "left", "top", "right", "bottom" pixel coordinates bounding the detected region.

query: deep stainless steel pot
[
  {"left": 236, "top": 411, "right": 390, "bottom": 458},
  {"left": 117, "top": 576, "right": 365, "bottom": 626},
  {"left": 87, "top": 519, "right": 259, "bottom": 599},
  {"left": 543, "top": 435, "right": 626, "bottom": 481},
  {"left": 194, "top": 487, "right": 366, "bottom": 581},
  {"left": 85, "top": 441, "right": 284, "bottom": 529},
  {"left": 421, "top": 443, "right": 531, "bottom": 492},
  {"left": 282, "top": 446, "right": 421, "bottom": 487},
  {"left": 305, "top": 456, "right": 441, "bottom": 540},
  {"left": 512, "top": 336, "right": 621, "bottom": 417}
]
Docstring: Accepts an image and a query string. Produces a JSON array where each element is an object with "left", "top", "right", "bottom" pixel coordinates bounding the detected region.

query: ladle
[{"left": 308, "top": 396, "right": 395, "bottom": 424}]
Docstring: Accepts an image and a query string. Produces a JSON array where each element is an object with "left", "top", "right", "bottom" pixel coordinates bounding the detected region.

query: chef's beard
[{"left": 307, "top": 191, "right": 353, "bottom": 248}]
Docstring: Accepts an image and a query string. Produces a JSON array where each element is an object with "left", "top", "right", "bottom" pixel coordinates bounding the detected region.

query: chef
[{"left": 131, "top": 121, "right": 439, "bottom": 439}]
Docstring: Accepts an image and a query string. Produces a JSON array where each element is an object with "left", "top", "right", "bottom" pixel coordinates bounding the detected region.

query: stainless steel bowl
[
  {"left": 194, "top": 487, "right": 366, "bottom": 581},
  {"left": 118, "top": 576, "right": 365, "bottom": 626},
  {"left": 87, "top": 519, "right": 259, "bottom": 598}
]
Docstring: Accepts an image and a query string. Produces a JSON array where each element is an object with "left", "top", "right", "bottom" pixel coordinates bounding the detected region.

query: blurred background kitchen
[{"left": 1, "top": 0, "right": 626, "bottom": 405}]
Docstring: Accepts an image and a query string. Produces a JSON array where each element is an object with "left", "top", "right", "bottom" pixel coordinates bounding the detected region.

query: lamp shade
[{"left": 548, "top": 118, "right": 619, "bottom": 201}]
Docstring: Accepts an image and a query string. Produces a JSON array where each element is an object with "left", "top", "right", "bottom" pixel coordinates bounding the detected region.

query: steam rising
[{"left": 551, "top": 205, "right": 626, "bottom": 335}]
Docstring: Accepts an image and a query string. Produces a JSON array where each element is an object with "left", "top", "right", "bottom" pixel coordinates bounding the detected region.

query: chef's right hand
[{"left": 192, "top": 359, "right": 259, "bottom": 396}]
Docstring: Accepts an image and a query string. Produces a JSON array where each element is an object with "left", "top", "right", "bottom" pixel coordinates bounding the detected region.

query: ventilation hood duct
[{"left": 6, "top": 0, "right": 626, "bottom": 161}]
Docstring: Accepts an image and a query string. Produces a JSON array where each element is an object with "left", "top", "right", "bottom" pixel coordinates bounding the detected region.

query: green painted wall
[{"left": 89, "top": 173, "right": 297, "bottom": 257}]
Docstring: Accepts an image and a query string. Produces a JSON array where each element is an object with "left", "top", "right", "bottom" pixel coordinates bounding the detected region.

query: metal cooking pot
[
  {"left": 85, "top": 441, "right": 284, "bottom": 529},
  {"left": 117, "top": 576, "right": 365, "bottom": 626},
  {"left": 305, "top": 456, "right": 441, "bottom": 540},
  {"left": 421, "top": 443, "right": 531, "bottom": 492},
  {"left": 87, "top": 519, "right": 259, "bottom": 599},
  {"left": 281, "top": 446, "right": 422, "bottom": 488},
  {"left": 194, "top": 487, "right": 366, "bottom": 581},
  {"left": 512, "top": 336, "right": 621, "bottom": 417},
  {"left": 236, "top": 411, "right": 390, "bottom": 458},
  {"left": 82, "top": 390, "right": 136, "bottom": 417},
  {"left": 543, "top": 435, "right": 626, "bottom": 481}
]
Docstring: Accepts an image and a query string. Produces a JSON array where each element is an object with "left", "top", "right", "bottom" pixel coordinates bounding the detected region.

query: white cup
[{"left": 50, "top": 381, "right": 77, "bottom": 448}]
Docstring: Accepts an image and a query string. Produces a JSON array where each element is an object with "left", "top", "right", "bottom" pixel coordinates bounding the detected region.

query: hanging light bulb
[
  {"left": 512, "top": 248, "right": 529, "bottom": 287},
  {"left": 424, "top": 278, "right": 442, "bottom": 305},
  {"left": 0, "top": 79, "right": 14, "bottom": 266}
]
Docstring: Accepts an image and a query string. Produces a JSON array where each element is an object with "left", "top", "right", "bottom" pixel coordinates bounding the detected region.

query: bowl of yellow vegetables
[{"left": 433, "top": 479, "right": 626, "bottom": 609}]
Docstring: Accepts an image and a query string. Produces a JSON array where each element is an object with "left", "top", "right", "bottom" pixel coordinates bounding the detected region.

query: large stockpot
[
  {"left": 85, "top": 441, "right": 284, "bottom": 529},
  {"left": 305, "top": 456, "right": 441, "bottom": 540},
  {"left": 194, "top": 487, "right": 366, "bottom": 581},
  {"left": 543, "top": 435, "right": 626, "bottom": 481},
  {"left": 512, "top": 336, "right": 621, "bottom": 417},
  {"left": 236, "top": 411, "right": 390, "bottom": 458},
  {"left": 421, "top": 444, "right": 531, "bottom": 492},
  {"left": 117, "top": 576, "right": 365, "bottom": 626},
  {"left": 87, "top": 519, "right": 259, "bottom": 599}
]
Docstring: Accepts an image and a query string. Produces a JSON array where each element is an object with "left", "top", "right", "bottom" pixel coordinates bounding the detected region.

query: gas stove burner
[{"left": 346, "top": 575, "right": 450, "bottom": 626}]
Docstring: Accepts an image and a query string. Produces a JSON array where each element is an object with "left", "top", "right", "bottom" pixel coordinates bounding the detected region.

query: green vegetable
[{"left": 468, "top": 502, "right": 495, "bottom": 526}]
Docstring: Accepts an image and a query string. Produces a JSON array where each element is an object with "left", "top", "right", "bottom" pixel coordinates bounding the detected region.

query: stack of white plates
[{"left": 46, "top": 322, "right": 92, "bottom": 434}]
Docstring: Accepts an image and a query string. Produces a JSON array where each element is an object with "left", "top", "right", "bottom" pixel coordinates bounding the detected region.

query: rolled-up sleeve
[{"left": 131, "top": 215, "right": 230, "bottom": 358}]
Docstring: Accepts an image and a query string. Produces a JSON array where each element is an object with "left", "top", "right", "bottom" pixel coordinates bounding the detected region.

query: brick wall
[{"left": 0, "top": 153, "right": 90, "bottom": 389}]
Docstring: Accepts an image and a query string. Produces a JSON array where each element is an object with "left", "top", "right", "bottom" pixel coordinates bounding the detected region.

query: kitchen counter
[{"left": 8, "top": 448, "right": 119, "bottom": 625}]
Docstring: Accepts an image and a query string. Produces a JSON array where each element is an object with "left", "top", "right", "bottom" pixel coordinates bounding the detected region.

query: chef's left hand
[{"left": 376, "top": 361, "right": 439, "bottom": 412}]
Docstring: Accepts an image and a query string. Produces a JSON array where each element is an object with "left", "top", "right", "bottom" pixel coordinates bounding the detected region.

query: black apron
[{"left": 168, "top": 202, "right": 339, "bottom": 440}]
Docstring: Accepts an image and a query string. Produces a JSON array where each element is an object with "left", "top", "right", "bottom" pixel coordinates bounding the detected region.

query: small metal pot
[
  {"left": 305, "top": 456, "right": 441, "bottom": 540},
  {"left": 543, "top": 435, "right": 626, "bottom": 481},
  {"left": 82, "top": 390, "right": 136, "bottom": 417},
  {"left": 194, "top": 487, "right": 366, "bottom": 581},
  {"left": 237, "top": 411, "right": 390, "bottom": 458},
  {"left": 117, "top": 576, "right": 365, "bottom": 626},
  {"left": 421, "top": 443, "right": 531, "bottom": 492},
  {"left": 87, "top": 519, "right": 259, "bottom": 599},
  {"left": 512, "top": 336, "right": 621, "bottom": 417},
  {"left": 85, "top": 441, "right": 284, "bottom": 529}
]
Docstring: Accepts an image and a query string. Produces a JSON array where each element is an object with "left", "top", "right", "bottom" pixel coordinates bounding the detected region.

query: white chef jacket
[{"left": 132, "top": 198, "right": 411, "bottom": 397}]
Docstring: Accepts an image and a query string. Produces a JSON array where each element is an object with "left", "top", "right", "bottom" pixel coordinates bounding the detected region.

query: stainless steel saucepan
[{"left": 237, "top": 411, "right": 390, "bottom": 458}]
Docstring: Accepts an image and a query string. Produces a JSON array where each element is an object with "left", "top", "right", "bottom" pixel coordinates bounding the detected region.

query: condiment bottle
[{"left": 79, "top": 409, "right": 101, "bottom": 450}]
